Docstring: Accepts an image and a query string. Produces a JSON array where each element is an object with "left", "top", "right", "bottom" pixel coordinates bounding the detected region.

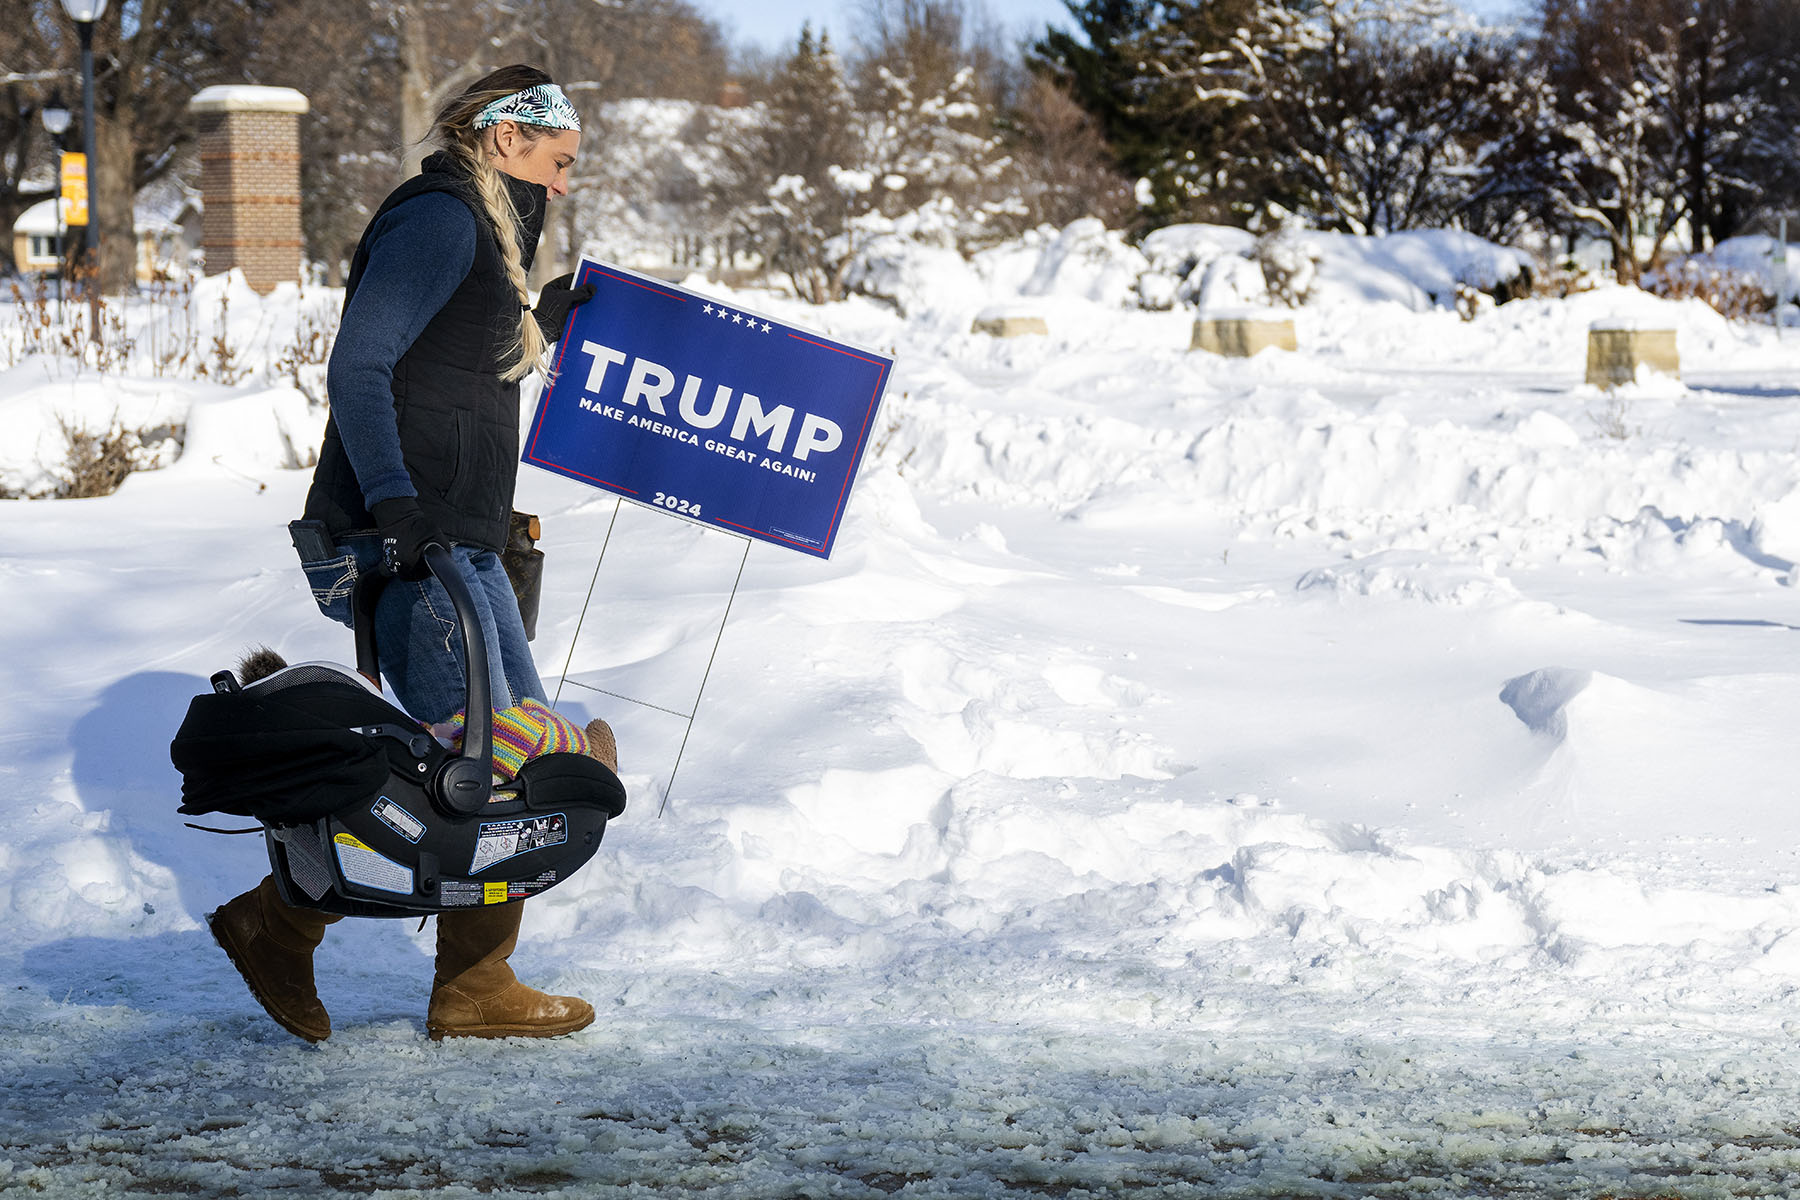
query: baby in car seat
[{"left": 237, "top": 647, "right": 617, "bottom": 780}]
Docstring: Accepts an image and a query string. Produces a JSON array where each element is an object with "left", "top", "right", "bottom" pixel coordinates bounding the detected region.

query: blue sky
[
  {"left": 694, "top": 0, "right": 1526, "bottom": 55},
  {"left": 694, "top": 0, "right": 1528, "bottom": 56},
  {"left": 693, "top": 0, "right": 1075, "bottom": 54}
]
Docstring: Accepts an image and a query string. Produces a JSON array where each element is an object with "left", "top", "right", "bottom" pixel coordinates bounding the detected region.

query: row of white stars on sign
[{"left": 701, "top": 302, "right": 775, "bottom": 333}]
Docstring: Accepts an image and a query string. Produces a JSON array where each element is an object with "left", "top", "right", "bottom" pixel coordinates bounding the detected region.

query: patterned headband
[{"left": 473, "top": 83, "right": 581, "bottom": 132}]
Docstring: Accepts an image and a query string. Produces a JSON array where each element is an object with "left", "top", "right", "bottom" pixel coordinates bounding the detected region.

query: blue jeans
[{"left": 299, "top": 534, "right": 545, "bottom": 724}]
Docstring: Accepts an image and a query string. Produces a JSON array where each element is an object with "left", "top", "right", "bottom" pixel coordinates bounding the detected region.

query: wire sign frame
[{"left": 552, "top": 497, "right": 749, "bottom": 816}]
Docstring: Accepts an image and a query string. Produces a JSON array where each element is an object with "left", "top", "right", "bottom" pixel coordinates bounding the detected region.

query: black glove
[
  {"left": 371, "top": 496, "right": 448, "bottom": 581},
  {"left": 533, "top": 273, "right": 595, "bottom": 342}
]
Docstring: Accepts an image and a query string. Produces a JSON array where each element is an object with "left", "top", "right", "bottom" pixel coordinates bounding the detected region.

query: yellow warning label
[
  {"left": 332, "top": 831, "right": 414, "bottom": 895},
  {"left": 484, "top": 882, "right": 508, "bottom": 905}
]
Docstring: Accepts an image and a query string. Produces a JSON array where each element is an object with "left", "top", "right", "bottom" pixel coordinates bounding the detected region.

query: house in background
[
  {"left": 11, "top": 200, "right": 63, "bottom": 273},
  {"left": 9, "top": 181, "right": 203, "bottom": 281}
]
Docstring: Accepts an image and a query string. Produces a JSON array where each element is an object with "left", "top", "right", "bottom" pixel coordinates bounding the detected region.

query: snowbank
[
  {"left": 1664, "top": 235, "right": 1800, "bottom": 303},
  {"left": 0, "top": 271, "right": 340, "bottom": 495},
  {"left": 846, "top": 216, "right": 1537, "bottom": 325}
]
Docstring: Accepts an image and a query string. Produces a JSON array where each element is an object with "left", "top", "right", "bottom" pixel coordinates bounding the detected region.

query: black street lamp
[
  {"left": 39, "top": 92, "right": 71, "bottom": 315},
  {"left": 61, "top": 0, "right": 107, "bottom": 342},
  {"left": 39, "top": 92, "right": 71, "bottom": 144}
]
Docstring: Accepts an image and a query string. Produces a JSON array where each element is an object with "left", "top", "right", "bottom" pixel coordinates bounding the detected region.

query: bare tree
[
  {"left": 1123, "top": 0, "right": 1529, "bottom": 234},
  {"left": 0, "top": 41, "right": 69, "bottom": 260},
  {"left": 1526, "top": 0, "right": 1800, "bottom": 278},
  {"left": 524, "top": 0, "right": 730, "bottom": 280},
  {"left": 244, "top": 0, "right": 397, "bottom": 284},
  {"left": 1629, "top": 0, "right": 1799, "bottom": 249},
  {"left": 1004, "top": 72, "right": 1133, "bottom": 229},
  {"left": 4, "top": 0, "right": 271, "bottom": 292}
]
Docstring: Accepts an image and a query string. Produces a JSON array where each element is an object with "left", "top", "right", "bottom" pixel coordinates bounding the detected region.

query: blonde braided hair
[{"left": 429, "top": 66, "right": 558, "bottom": 382}]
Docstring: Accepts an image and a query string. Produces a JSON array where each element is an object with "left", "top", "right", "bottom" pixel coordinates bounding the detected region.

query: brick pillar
[{"left": 186, "top": 85, "right": 308, "bottom": 295}]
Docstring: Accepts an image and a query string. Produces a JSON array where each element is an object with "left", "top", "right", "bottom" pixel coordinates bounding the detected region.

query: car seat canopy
[{"left": 170, "top": 663, "right": 436, "bottom": 825}]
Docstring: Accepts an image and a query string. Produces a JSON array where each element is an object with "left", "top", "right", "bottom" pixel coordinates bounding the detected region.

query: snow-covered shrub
[
  {"left": 1354, "top": 230, "right": 1533, "bottom": 308},
  {"left": 53, "top": 415, "right": 183, "bottom": 499},
  {"left": 1136, "top": 272, "right": 1181, "bottom": 311},
  {"left": 1252, "top": 221, "right": 1319, "bottom": 307},
  {"left": 1700, "top": 237, "right": 1800, "bottom": 305},
  {"left": 1195, "top": 254, "right": 1274, "bottom": 310},
  {"left": 1525, "top": 260, "right": 1604, "bottom": 300},
  {"left": 838, "top": 200, "right": 984, "bottom": 316},
  {"left": 1647, "top": 237, "right": 1796, "bottom": 321},
  {"left": 1137, "top": 224, "right": 1257, "bottom": 308},
  {"left": 1127, "top": 222, "right": 1534, "bottom": 314},
  {"left": 1454, "top": 283, "right": 1493, "bottom": 321},
  {"left": 1018, "top": 218, "right": 1149, "bottom": 307},
  {"left": 1643, "top": 260, "right": 1773, "bottom": 321}
]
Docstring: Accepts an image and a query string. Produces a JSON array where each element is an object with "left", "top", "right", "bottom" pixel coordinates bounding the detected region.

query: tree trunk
[
  {"left": 92, "top": 113, "right": 136, "bottom": 295},
  {"left": 1687, "top": 152, "right": 1708, "bottom": 254},
  {"left": 1612, "top": 232, "right": 1639, "bottom": 285},
  {"left": 398, "top": 10, "right": 435, "bottom": 179},
  {"left": 395, "top": 6, "right": 487, "bottom": 180},
  {"left": 562, "top": 199, "right": 579, "bottom": 276},
  {"left": 1688, "top": 61, "right": 1710, "bottom": 253}
]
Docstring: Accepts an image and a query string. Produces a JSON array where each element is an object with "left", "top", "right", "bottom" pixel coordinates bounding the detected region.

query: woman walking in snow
[{"left": 208, "top": 64, "right": 602, "bottom": 1043}]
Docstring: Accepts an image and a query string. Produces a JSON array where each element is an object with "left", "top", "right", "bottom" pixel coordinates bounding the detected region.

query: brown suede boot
[
  {"left": 584, "top": 717, "right": 618, "bottom": 773},
  {"left": 428, "top": 901, "right": 594, "bottom": 1040},
  {"left": 207, "top": 875, "right": 343, "bottom": 1043}
]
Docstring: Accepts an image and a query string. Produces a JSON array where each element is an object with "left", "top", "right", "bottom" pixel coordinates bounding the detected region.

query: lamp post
[
  {"left": 61, "top": 0, "right": 107, "bottom": 344},
  {"left": 39, "top": 93, "right": 71, "bottom": 318}
]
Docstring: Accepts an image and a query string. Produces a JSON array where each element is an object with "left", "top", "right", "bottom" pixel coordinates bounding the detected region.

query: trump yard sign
[{"left": 523, "top": 259, "right": 894, "bottom": 559}]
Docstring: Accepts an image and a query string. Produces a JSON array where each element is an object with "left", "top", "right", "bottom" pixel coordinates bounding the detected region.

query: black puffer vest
[{"left": 303, "top": 153, "right": 543, "bottom": 553}]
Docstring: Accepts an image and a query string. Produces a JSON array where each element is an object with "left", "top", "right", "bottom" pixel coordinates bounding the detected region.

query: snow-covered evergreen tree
[
  {"left": 1028, "top": 0, "right": 1170, "bottom": 218},
  {"left": 722, "top": 25, "right": 865, "bottom": 302},
  {"left": 721, "top": 2, "right": 1086, "bottom": 302}
]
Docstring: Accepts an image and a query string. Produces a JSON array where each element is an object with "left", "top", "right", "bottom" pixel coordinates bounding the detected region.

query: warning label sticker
[
  {"left": 333, "top": 831, "right": 414, "bottom": 895},
  {"left": 468, "top": 813, "right": 569, "bottom": 875},
  {"left": 371, "top": 796, "right": 426, "bottom": 843},
  {"left": 466, "top": 872, "right": 561, "bottom": 905},
  {"left": 438, "top": 881, "right": 484, "bottom": 907},
  {"left": 504, "top": 871, "right": 559, "bottom": 901}
]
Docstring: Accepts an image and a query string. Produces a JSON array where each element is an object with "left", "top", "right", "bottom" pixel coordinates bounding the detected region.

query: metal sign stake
[{"left": 553, "top": 497, "right": 751, "bottom": 816}]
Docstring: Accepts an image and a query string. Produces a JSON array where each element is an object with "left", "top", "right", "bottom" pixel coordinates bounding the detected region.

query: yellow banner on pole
[{"left": 60, "top": 152, "right": 88, "bottom": 227}]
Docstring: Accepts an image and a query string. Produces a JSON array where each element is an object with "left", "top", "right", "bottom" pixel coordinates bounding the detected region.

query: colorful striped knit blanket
[{"left": 438, "top": 697, "right": 592, "bottom": 783}]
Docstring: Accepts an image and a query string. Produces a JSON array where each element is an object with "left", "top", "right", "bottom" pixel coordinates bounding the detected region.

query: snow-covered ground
[{"left": 9, "top": 228, "right": 1800, "bottom": 1197}]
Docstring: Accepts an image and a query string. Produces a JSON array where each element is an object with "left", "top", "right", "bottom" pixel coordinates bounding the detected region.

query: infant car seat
[{"left": 170, "top": 545, "right": 626, "bottom": 918}]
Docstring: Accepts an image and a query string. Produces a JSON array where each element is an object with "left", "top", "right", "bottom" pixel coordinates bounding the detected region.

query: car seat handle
[
  {"left": 350, "top": 544, "right": 495, "bottom": 815},
  {"left": 421, "top": 543, "right": 493, "bottom": 814}
]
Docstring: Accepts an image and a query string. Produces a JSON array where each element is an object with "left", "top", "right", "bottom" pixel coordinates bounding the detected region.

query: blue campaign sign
[{"left": 523, "top": 258, "right": 894, "bottom": 559}]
